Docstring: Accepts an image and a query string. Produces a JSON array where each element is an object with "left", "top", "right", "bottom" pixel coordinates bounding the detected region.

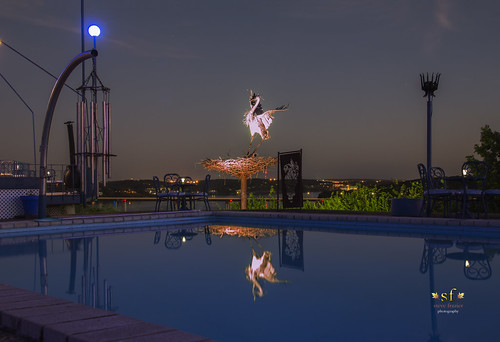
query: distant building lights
[{"left": 88, "top": 25, "right": 101, "bottom": 37}]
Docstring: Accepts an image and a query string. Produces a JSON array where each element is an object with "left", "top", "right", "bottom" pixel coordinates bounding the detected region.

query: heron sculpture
[{"left": 244, "top": 91, "right": 288, "bottom": 156}]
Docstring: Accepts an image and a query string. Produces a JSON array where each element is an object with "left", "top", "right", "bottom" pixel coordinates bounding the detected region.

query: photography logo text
[{"left": 432, "top": 288, "right": 465, "bottom": 314}]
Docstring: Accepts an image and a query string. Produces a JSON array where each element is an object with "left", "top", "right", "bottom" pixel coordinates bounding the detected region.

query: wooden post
[{"left": 240, "top": 175, "right": 247, "bottom": 210}]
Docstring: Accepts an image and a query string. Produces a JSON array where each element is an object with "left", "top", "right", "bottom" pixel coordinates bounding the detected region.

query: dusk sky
[{"left": 1, "top": 1, "right": 499, "bottom": 181}]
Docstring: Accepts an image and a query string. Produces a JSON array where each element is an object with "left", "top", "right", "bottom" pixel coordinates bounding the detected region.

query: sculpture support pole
[
  {"left": 426, "top": 96, "right": 433, "bottom": 216},
  {"left": 201, "top": 157, "right": 276, "bottom": 211},
  {"left": 38, "top": 50, "right": 98, "bottom": 219},
  {"left": 240, "top": 176, "right": 247, "bottom": 210},
  {"left": 427, "top": 94, "right": 432, "bottom": 173},
  {"left": 420, "top": 73, "right": 440, "bottom": 217}
]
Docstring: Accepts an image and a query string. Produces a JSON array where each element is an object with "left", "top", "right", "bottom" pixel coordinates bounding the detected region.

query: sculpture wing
[
  {"left": 274, "top": 104, "right": 288, "bottom": 111},
  {"left": 257, "top": 112, "right": 274, "bottom": 130}
]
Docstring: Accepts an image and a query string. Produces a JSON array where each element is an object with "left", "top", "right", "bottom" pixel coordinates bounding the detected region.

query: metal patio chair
[
  {"left": 429, "top": 166, "right": 462, "bottom": 217},
  {"left": 163, "top": 173, "right": 181, "bottom": 210},
  {"left": 484, "top": 188, "right": 500, "bottom": 218},
  {"left": 461, "top": 161, "right": 488, "bottom": 218},
  {"left": 153, "top": 176, "right": 170, "bottom": 212},
  {"left": 418, "top": 164, "right": 455, "bottom": 217},
  {"left": 190, "top": 174, "right": 211, "bottom": 210}
]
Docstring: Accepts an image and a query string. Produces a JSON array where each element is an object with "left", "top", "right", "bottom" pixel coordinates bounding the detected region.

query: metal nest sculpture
[
  {"left": 208, "top": 225, "right": 277, "bottom": 238},
  {"left": 201, "top": 156, "right": 277, "bottom": 210},
  {"left": 201, "top": 90, "right": 288, "bottom": 209},
  {"left": 201, "top": 156, "right": 277, "bottom": 178}
]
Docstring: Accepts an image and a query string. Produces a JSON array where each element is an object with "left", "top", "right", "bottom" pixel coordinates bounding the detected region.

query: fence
[{"left": 0, "top": 160, "right": 81, "bottom": 218}]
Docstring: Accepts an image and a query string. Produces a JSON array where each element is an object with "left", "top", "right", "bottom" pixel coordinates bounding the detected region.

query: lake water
[{"left": 1, "top": 221, "right": 499, "bottom": 341}]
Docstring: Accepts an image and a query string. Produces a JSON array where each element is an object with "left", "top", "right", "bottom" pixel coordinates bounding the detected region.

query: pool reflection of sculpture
[
  {"left": 245, "top": 244, "right": 288, "bottom": 301},
  {"left": 158, "top": 226, "right": 288, "bottom": 300},
  {"left": 208, "top": 226, "right": 288, "bottom": 300},
  {"left": 208, "top": 225, "right": 277, "bottom": 239}
]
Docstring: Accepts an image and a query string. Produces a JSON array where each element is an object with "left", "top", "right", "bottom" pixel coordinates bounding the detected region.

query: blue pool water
[{"left": 1, "top": 219, "right": 499, "bottom": 341}]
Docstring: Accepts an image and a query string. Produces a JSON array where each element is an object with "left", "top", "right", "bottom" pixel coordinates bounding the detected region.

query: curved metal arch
[{"left": 38, "top": 49, "right": 98, "bottom": 219}]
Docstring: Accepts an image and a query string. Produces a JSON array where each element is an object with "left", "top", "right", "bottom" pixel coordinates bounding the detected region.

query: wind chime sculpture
[
  {"left": 202, "top": 91, "right": 288, "bottom": 209},
  {"left": 75, "top": 51, "right": 114, "bottom": 202}
]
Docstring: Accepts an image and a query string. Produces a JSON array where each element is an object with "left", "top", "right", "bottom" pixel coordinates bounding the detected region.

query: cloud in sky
[
  {"left": 0, "top": 1, "right": 196, "bottom": 60},
  {"left": 0, "top": 0, "right": 78, "bottom": 34},
  {"left": 435, "top": 0, "right": 454, "bottom": 30},
  {"left": 105, "top": 36, "right": 199, "bottom": 60}
]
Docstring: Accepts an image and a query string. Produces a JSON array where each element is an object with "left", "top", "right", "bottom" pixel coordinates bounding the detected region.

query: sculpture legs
[{"left": 247, "top": 135, "right": 264, "bottom": 157}]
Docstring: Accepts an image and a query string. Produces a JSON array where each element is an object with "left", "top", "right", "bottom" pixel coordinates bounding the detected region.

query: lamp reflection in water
[
  {"left": 164, "top": 230, "right": 198, "bottom": 250},
  {"left": 447, "top": 242, "right": 492, "bottom": 281}
]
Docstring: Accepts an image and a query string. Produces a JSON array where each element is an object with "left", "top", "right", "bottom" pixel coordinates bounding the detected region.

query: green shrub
[{"left": 231, "top": 181, "right": 424, "bottom": 212}]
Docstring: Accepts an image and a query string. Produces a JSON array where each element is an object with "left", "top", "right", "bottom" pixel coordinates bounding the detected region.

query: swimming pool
[{"left": 1, "top": 215, "right": 499, "bottom": 341}]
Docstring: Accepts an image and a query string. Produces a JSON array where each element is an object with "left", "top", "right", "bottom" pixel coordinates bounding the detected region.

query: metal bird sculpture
[{"left": 244, "top": 91, "right": 288, "bottom": 156}]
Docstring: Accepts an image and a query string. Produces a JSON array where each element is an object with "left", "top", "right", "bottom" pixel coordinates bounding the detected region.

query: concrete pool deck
[
  {"left": 1, "top": 210, "right": 500, "bottom": 341},
  {"left": 0, "top": 283, "right": 215, "bottom": 342}
]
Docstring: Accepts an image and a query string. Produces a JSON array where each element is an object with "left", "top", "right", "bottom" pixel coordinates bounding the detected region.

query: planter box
[
  {"left": 391, "top": 198, "right": 423, "bottom": 217},
  {"left": 21, "top": 195, "right": 39, "bottom": 217},
  {"left": 0, "top": 177, "right": 39, "bottom": 219}
]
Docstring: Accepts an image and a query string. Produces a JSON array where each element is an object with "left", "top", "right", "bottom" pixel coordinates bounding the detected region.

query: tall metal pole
[
  {"left": 91, "top": 35, "right": 98, "bottom": 198},
  {"left": 427, "top": 93, "right": 432, "bottom": 172},
  {"left": 81, "top": 0, "right": 85, "bottom": 89},
  {"left": 420, "top": 73, "right": 441, "bottom": 173}
]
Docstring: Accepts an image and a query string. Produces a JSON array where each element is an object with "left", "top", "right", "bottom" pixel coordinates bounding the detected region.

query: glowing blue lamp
[{"left": 88, "top": 25, "right": 101, "bottom": 37}]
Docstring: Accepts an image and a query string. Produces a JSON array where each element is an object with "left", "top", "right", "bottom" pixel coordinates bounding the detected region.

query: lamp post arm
[
  {"left": 0, "top": 40, "right": 81, "bottom": 96},
  {"left": 0, "top": 72, "right": 37, "bottom": 168}
]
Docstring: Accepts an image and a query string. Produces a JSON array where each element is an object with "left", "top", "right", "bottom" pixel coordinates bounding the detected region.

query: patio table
[
  {"left": 177, "top": 176, "right": 195, "bottom": 210},
  {"left": 443, "top": 175, "right": 469, "bottom": 218}
]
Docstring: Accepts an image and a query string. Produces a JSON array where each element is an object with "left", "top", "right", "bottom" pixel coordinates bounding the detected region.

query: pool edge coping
[{"left": 0, "top": 283, "right": 216, "bottom": 342}]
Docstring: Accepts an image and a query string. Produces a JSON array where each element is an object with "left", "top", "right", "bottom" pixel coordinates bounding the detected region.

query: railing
[
  {"left": 97, "top": 197, "right": 326, "bottom": 212},
  {"left": 0, "top": 160, "right": 36, "bottom": 177},
  {"left": 0, "top": 160, "right": 80, "bottom": 199}
]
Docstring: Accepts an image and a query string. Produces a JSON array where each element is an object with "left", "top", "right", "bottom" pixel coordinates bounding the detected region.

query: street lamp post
[
  {"left": 420, "top": 73, "right": 441, "bottom": 172},
  {"left": 88, "top": 25, "right": 100, "bottom": 101},
  {"left": 88, "top": 25, "right": 101, "bottom": 49}
]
